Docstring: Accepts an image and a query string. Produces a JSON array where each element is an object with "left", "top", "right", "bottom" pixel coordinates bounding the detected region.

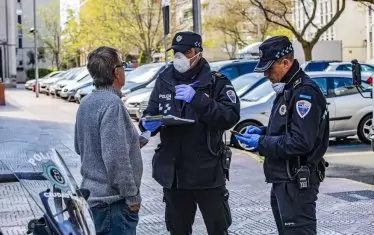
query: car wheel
[
  {"left": 357, "top": 114, "right": 372, "bottom": 144},
  {"left": 232, "top": 121, "right": 260, "bottom": 151}
]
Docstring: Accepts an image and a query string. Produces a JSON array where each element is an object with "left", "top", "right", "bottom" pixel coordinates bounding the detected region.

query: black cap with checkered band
[
  {"left": 167, "top": 31, "right": 203, "bottom": 53},
  {"left": 254, "top": 36, "right": 294, "bottom": 72}
]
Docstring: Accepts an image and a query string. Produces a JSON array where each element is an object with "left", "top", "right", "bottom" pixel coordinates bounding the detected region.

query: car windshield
[
  {"left": 65, "top": 68, "right": 84, "bottom": 80},
  {"left": 232, "top": 73, "right": 265, "bottom": 97},
  {"left": 126, "top": 64, "right": 163, "bottom": 84},
  {"left": 78, "top": 74, "right": 92, "bottom": 83},
  {"left": 240, "top": 80, "right": 273, "bottom": 102}
]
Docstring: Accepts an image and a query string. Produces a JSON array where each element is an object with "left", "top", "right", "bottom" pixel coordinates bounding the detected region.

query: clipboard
[{"left": 143, "top": 115, "right": 195, "bottom": 126}]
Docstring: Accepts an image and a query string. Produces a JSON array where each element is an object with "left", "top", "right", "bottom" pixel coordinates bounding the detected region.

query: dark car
[
  {"left": 301, "top": 60, "right": 341, "bottom": 72},
  {"left": 209, "top": 59, "right": 259, "bottom": 80}
]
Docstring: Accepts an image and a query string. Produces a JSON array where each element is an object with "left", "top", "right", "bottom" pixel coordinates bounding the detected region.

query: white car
[
  {"left": 326, "top": 62, "right": 374, "bottom": 73},
  {"left": 60, "top": 74, "right": 92, "bottom": 101},
  {"left": 228, "top": 71, "right": 373, "bottom": 150},
  {"left": 122, "top": 80, "right": 155, "bottom": 120},
  {"left": 41, "top": 68, "right": 80, "bottom": 94},
  {"left": 51, "top": 68, "right": 88, "bottom": 96},
  {"left": 24, "top": 71, "right": 62, "bottom": 90}
]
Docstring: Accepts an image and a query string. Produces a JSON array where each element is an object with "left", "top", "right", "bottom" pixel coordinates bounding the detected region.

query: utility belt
[{"left": 286, "top": 156, "right": 329, "bottom": 189}]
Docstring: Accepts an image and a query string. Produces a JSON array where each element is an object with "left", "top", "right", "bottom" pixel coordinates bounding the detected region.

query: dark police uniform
[
  {"left": 254, "top": 36, "right": 329, "bottom": 235},
  {"left": 139, "top": 32, "right": 240, "bottom": 235}
]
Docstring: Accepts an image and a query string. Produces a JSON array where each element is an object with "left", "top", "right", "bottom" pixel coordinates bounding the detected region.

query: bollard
[{"left": 0, "top": 82, "right": 5, "bottom": 105}]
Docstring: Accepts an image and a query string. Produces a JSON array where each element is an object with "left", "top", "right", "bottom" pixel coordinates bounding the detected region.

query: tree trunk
[{"left": 302, "top": 43, "right": 313, "bottom": 61}]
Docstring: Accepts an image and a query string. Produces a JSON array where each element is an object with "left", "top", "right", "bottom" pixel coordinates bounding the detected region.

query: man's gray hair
[{"left": 87, "top": 46, "right": 121, "bottom": 88}]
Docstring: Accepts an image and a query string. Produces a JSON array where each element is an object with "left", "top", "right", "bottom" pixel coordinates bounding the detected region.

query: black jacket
[
  {"left": 258, "top": 60, "right": 329, "bottom": 183},
  {"left": 139, "top": 60, "right": 240, "bottom": 189}
]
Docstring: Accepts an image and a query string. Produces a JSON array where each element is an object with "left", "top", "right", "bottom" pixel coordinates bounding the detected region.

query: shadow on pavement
[{"left": 326, "top": 163, "right": 374, "bottom": 185}]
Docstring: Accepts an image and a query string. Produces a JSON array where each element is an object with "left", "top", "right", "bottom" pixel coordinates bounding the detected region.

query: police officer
[
  {"left": 139, "top": 31, "right": 240, "bottom": 235},
  {"left": 234, "top": 36, "right": 329, "bottom": 235}
]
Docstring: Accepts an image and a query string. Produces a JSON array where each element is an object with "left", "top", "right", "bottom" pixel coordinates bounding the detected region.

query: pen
[{"left": 189, "top": 80, "right": 200, "bottom": 87}]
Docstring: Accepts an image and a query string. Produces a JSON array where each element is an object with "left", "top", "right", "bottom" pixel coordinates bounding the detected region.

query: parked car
[
  {"left": 231, "top": 73, "right": 268, "bottom": 97},
  {"left": 74, "top": 84, "right": 95, "bottom": 104},
  {"left": 209, "top": 59, "right": 259, "bottom": 80},
  {"left": 301, "top": 60, "right": 341, "bottom": 72},
  {"left": 228, "top": 71, "right": 373, "bottom": 150},
  {"left": 121, "top": 62, "right": 167, "bottom": 96},
  {"left": 60, "top": 74, "right": 92, "bottom": 101},
  {"left": 26, "top": 71, "right": 62, "bottom": 90},
  {"left": 122, "top": 80, "right": 155, "bottom": 120},
  {"left": 326, "top": 62, "right": 374, "bottom": 72},
  {"left": 50, "top": 67, "right": 88, "bottom": 96},
  {"left": 40, "top": 68, "right": 81, "bottom": 94}
]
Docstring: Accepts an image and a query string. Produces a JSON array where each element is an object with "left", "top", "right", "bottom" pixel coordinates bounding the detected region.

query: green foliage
[{"left": 26, "top": 68, "right": 54, "bottom": 80}]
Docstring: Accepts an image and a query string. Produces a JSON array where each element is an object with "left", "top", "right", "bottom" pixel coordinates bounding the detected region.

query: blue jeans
[{"left": 90, "top": 199, "right": 139, "bottom": 235}]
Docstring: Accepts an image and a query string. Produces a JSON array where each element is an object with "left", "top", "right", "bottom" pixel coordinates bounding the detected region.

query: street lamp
[{"left": 30, "top": 0, "right": 39, "bottom": 98}]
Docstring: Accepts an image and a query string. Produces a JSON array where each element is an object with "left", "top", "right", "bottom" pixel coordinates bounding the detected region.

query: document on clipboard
[{"left": 143, "top": 115, "right": 195, "bottom": 126}]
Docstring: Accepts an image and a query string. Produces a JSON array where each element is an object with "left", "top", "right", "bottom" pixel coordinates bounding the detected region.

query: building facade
[{"left": 293, "top": 0, "right": 367, "bottom": 62}]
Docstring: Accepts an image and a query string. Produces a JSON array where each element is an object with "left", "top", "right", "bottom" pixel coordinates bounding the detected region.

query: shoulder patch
[
  {"left": 296, "top": 100, "right": 312, "bottom": 118},
  {"left": 226, "top": 90, "right": 237, "bottom": 103}
]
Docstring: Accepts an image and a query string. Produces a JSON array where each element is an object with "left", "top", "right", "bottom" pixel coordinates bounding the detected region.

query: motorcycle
[{"left": 0, "top": 139, "right": 96, "bottom": 235}]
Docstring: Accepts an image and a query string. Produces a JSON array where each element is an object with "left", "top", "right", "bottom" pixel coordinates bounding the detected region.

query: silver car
[{"left": 229, "top": 71, "right": 373, "bottom": 150}]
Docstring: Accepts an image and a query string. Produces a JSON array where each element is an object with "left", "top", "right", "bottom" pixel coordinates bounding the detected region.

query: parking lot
[{"left": 1, "top": 87, "right": 373, "bottom": 235}]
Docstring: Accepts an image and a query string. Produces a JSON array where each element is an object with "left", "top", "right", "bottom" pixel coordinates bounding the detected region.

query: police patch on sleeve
[
  {"left": 226, "top": 90, "right": 237, "bottom": 103},
  {"left": 296, "top": 100, "right": 312, "bottom": 118}
]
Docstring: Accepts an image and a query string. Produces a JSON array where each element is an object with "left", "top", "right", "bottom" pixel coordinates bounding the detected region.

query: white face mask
[
  {"left": 271, "top": 83, "right": 286, "bottom": 94},
  {"left": 173, "top": 52, "right": 201, "bottom": 73}
]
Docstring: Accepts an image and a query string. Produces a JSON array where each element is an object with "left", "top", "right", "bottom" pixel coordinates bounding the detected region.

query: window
[
  {"left": 231, "top": 73, "right": 265, "bottom": 97},
  {"left": 238, "top": 63, "right": 256, "bottom": 75},
  {"left": 219, "top": 66, "right": 239, "bottom": 80},
  {"left": 332, "top": 77, "right": 360, "bottom": 96},
  {"left": 360, "top": 64, "right": 374, "bottom": 72},
  {"left": 240, "top": 80, "right": 274, "bottom": 102},
  {"left": 312, "top": 77, "right": 328, "bottom": 96},
  {"left": 336, "top": 64, "right": 352, "bottom": 71}
]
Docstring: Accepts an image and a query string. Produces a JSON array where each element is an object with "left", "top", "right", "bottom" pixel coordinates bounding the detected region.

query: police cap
[
  {"left": 254, "top": 36, "right": 294, "bottom": 72},
  {"left": 167, "top": 31, "right": 203, "bottom": 53}
]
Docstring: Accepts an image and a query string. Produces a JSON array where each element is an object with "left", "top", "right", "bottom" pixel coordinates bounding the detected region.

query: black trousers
[
  {"left": 163, "top": 186, "right": 232, "bottom": 235},
  {"left": 270, "top": 181, "right": 320, "bottom": 235}
]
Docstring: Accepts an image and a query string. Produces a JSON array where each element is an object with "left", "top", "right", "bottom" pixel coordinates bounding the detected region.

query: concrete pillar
[{"left": 6, "top": 0, "right": 17, "bottom": 84}]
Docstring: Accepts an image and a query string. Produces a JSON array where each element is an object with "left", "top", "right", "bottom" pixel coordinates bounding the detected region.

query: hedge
[{"left": 26, "top": 68, "right": 54, "bottom": 80}]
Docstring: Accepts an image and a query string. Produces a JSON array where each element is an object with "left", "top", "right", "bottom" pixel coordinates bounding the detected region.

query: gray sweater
[{"left": 74, "top": 86, "right": 143, "bottom": 207}]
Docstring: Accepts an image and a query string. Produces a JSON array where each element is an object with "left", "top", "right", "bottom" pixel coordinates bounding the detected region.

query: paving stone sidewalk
[{"left": 0, "top": 88, "right": 374, "bottom": 235}]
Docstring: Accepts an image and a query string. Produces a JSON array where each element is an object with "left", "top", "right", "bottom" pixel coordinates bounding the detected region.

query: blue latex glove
[
  {"left": 175, "top": 84, "right": 196, "bottom": 103},
  {"left": 141, "top": 119, "right": 162, "bottom": 132},
  {"left": 246, "top": 126, "right": 262, "bottom": 135},
  {"left": 234, "top": 134, "right": 260, "bottom": 149}
]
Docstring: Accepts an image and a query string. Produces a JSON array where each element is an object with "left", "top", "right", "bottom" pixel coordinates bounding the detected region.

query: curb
[{"left": 232, "top": 148, "right": 264, "bottom": 163}]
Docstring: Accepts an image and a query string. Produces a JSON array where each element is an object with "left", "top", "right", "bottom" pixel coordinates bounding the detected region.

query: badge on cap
[
  {"left": 259, "top": 49, "right": 263, "bottom": 58},
  {"left": 296, "top": 100, "right": 311, "bottom": 118},
  {"left": 176, "top": 35, "right": 182, "bottom": 42},
  {"left": 226, "top": 90, "right": 237, "bottom": 103}
]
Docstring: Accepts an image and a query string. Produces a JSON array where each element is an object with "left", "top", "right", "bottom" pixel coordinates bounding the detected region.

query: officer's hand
[
  {"left": 175, "top": 84, "right": 196, "bottom": 103},
  {"left": 234, "top": 134, "right": 260, "bottom": 148},
  {"left": 141, "top": 119, "right": 162, "bottom": 132},
  {"left": 129, "top": 202, "right": 141, "bottom": 212},
  {"left": 246, "top": 126, "right": 262, "bottom": 135}
]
